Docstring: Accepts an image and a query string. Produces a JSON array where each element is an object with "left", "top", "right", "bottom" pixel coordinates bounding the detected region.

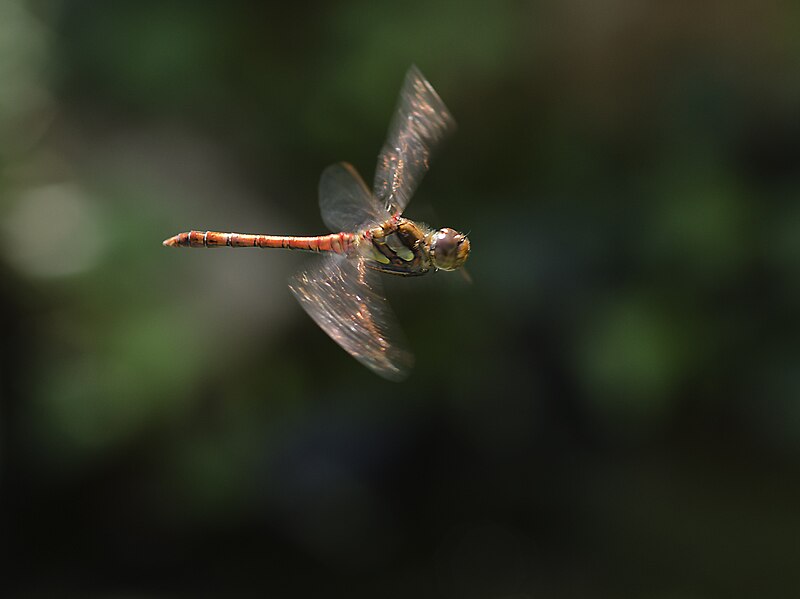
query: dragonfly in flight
[{"left": 163, "top": 66, "right": 470, "bottom": 381}]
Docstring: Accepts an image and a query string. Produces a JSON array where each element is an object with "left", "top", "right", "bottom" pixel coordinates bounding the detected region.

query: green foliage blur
[{"left": 2, "top": 0, "right": 799, "bottom": 596}]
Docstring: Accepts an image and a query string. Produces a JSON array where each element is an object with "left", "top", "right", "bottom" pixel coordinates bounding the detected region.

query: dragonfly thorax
[{"left": 358, "top": 218, "right": 432, "bottom": 276}]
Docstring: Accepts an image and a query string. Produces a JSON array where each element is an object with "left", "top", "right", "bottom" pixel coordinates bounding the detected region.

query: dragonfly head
[{"left": 429, "top": 228, "right": 470, "bottom": 271}]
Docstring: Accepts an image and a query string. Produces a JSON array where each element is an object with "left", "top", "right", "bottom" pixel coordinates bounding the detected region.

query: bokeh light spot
[{"left": 2, "top": 183, "right": 105, "bottom": 278}]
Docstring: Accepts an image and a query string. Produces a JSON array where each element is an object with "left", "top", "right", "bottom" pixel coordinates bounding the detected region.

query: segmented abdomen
[{"left": 163, "top": 230, "right": 354, "bottom": 253}]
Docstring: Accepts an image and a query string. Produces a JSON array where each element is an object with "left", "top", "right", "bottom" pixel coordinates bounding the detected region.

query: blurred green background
[{"left": 2, "top": 0, "right": 799, "bottom": 597}]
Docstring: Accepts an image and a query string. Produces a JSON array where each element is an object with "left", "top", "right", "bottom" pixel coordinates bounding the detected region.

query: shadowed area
[{"left": 2, "top": 0, "right": 800, "bottom": 597}]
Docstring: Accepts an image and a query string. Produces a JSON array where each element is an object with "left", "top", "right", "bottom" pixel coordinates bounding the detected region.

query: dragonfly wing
[
  {"left": 319, "top": 162, "right": 389, "bottom": 233},
  {"left": 373, "top": 65, "right": 456, "bottom": 215},
  {"left": 289, "top": 254, "right": 413, "bottom": 381}
]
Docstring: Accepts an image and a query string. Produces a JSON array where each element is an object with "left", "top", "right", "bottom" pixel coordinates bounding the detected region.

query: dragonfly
[{"left": 163, "top": 66, "right": 470, "bottom": 381}]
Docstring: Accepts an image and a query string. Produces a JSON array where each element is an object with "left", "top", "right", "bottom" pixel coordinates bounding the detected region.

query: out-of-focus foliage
[{"left": 2, "top": 1, "right": 799, "bottom": 597}]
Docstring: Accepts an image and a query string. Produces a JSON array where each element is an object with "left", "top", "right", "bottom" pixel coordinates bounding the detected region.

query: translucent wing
[
  {"left": 319, "top": 162, "right": 390, "bottom": 233},
  {"left": 289, "top": 253, "right": 413, "bottom": 381},
  {"left": 373, "top": 65, "right": 456, "bottom": 216}
]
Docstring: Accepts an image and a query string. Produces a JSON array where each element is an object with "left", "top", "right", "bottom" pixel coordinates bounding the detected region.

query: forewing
[
  {"left": 319, "top": 162, "right": 389, "bottom": 233},
  {"left": 373, "top": 65, "right": 456, "bottom": 215},
  {"left": 289, "top": 254, "right": 413, "bottom": 381}
]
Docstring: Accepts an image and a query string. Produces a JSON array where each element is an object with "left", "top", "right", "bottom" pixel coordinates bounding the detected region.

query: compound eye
[{"left": 432, "top": 228, "right": 464, "bottom": 271}]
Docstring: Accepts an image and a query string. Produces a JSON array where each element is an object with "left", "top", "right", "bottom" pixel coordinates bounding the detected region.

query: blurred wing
[
  {"left": 289, "top": 254, "right": 413, "bottom": 381},
  {"left": 319, "top": 162, "right": 389, "bottom": 233},
  {"left": 373, "top": 65, "right": 456, "bottom": 215}
]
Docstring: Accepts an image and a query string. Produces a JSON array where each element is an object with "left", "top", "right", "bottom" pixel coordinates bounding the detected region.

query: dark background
[{"left": 2, "top": 1, "right": 799, "bottom": 597}]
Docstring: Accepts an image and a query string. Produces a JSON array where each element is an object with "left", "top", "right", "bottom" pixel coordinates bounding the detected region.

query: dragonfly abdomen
[{"left": 163, "top": 230, "right": 354, "bottom": 253}]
